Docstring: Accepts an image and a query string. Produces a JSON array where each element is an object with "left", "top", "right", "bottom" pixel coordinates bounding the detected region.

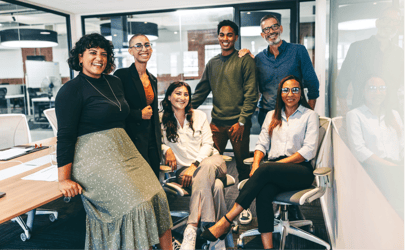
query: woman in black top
[{"left": 56, "top": 33, "right": 172, "bottom": 250}]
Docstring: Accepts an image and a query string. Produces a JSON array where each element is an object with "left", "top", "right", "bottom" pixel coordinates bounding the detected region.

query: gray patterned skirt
[{"left": 72, "top": 128, "right": 172, "bottom": 250}]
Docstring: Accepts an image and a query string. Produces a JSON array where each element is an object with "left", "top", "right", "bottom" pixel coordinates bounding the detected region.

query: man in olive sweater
[{"left": 191, "top": 20, "right": 258, "bottom": 182}]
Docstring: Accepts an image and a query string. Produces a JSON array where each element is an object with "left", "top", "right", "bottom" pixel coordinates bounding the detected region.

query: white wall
[
  {"left": 0, "top": 49, "right": 24, "bottom": 78},
  {"left": 321, "top": 119, "right": 404, "bottom": 249}
]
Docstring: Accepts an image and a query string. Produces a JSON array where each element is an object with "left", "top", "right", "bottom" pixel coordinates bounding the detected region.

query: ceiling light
[
  {"left": 101, "top": 21, "right": 158, "bottom": 42},
  {"left": 0, "top": 28, "right": 58, "bottom": 48}
]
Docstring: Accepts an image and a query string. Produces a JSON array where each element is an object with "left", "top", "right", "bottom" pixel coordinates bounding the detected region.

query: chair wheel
[
  {"left": 49, "top": 213, "right": 57, "bottom": 222},
  {"left": 20, "top": 232, "right": 30, "bottom": 241},
  {"left": 201, "top": 243, "right": 209, "bottom": 250},
  {"left": 237, "top": 238, "right": 244, "bottom": 248}
]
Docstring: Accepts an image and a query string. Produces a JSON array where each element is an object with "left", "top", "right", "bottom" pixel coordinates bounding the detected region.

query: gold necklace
[{"left": 84, "top": 77, "right": 122, "bottom": 111}]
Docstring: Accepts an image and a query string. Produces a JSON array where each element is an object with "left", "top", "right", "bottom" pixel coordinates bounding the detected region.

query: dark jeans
[
  {"left": 210, "top": 122, "right": 251, "bottom": 181},
  {"left": 235, "top": 159, "right": 314, "bottom": 233},
  {"left": 258, "top": 108, "right": 271, "bottom": 127}
]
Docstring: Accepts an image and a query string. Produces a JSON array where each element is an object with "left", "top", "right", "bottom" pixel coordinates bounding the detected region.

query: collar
[
  {"left": 281, "top": 104, "right": 305, "bottom": 120},
  {"left": 220, "top": 50, "right": 236, "bottom": 62},
  {"left": 266, "top": 40, "right": 287, "bottom": 57},
  {"left": 79, "top": 72, "right": 105, "bottom": 83}
]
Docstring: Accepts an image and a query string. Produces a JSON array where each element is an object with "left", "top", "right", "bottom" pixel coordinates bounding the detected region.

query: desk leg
[{"left": 7, "top": 98, "right": 11, "bottom": 113}]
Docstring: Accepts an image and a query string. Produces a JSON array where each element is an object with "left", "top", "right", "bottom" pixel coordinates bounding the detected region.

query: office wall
[
  {"left": 324, "top": 122, "right": 404, "bottom": 249},
  {"left": 0, "top": 49, "right": 24, "bottom": 79}
]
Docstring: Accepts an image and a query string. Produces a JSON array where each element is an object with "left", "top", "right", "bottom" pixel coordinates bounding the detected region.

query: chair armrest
[
  {"left": 313, "top": 167, "right": 331, "bottom": 176},
  {"left": 165, "top": 183, "right": 186, "bottom": 196},
  {"left": 160, "top": 165, "right": 172, "bottom": 173},
  {"left": 243, "top": 157, "right": 254, "bottom": 165},
  {"left": 222, "top": 155, "right": 232, "bottom": 162},
  {"left": 224, "top": 174, "right": 235, "bottom": 187}
]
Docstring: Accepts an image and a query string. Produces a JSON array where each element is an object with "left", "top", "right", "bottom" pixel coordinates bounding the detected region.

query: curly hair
[
  {"left": 217, "top": 20, "right": 239, "bottom": 36},
  {"left": 67, "top": 33, "right": 115, "bottom": 74},
  {"left": 268, "top": 75, "right": 312, "bottom": 136},
  {"left": 161, "top": 81, "right": 194, "bottom": 143}
]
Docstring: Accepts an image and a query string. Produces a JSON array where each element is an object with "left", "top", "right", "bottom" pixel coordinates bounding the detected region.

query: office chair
[
  {"left": 43, "top": 108, "right": 57, "bottom": 136},
  {"left": 161, "top": 155, "right": 235, "bottom": 250},
  {"left": 0, "top": 114, "right": 58, "bottom": 241},
  {"left": 236, "top": 117, "right": 332, "bottom": 250}
]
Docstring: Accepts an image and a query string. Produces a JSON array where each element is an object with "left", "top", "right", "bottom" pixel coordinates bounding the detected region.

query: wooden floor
[{"left": 0, "top": 153, "right": 330, "bottom": 249}]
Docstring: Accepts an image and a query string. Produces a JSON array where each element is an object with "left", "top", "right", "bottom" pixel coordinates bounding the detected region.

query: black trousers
[{"left": 235, "top": 158, "right": 314, "bottom": 233}]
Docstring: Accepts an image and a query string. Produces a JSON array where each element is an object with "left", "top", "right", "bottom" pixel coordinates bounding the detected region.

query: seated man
[{"left": 161, "top": 81, "right": 228, "bottom": 250}]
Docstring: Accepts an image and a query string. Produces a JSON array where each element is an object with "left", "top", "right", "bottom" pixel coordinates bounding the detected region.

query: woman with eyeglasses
[
  {"left": 114, "top": 34, "right": 162, "bottom": 178},
  {"left": 201, "top": 75, "right": 319, "bottom": 249},
  {"left": 346, "top": 75, "right": 403, "bottom": 168},
  {"left": 56, "top": 33, "right": 172, "bottom": 250}
]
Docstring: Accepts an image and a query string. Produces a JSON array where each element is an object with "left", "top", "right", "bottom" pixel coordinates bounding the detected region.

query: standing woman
[
  {"left": 201, "top": 75, "right": 319, "bottom": 249},
  {"left": 56, "top": 33, "right": 172, "bottom": 250},
  {"left": 114, "top": 34, "right": 161, "bottom": 177}
]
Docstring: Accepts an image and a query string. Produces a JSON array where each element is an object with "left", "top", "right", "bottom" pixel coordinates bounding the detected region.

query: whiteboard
[{"left": 26, "top": 61, "right": 60, "bottom": 88}]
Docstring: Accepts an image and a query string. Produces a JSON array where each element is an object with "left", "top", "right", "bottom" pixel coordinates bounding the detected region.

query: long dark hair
[
  {"left": 161, "top": 81, "right": 194, "bottom": 143},
  {"left": 67, "top": 33, "right": 115, "bottom": 74},
  {"left": 269, "top": 75, "right": 312, "bottom": 136}
]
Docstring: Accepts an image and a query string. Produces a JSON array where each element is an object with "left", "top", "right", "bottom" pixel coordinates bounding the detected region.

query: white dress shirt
[
  {"left": 255, "top": 105, "right": 319, "bottom": 161},
  {"left": 346, "top": 105, "right": 404, "bottom": 163},
  {"left": 161, "top": 109, "right": 219, "bottom": 168}
]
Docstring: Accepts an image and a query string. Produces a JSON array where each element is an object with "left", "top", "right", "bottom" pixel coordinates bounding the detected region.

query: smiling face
[
  {"left": 364, "top": 77, "right": 387, "bottom": 107},
  {"left": 260, "top": 17, "right": 283, "bottom": 45},
  {"left": 79, "top": 47, "right": 107, "bottom": 78},
  {"left": 168, "top": 86, "right": 190, "bottom": 112},
  {"left": 281, "top": 79, "right": 301, "bottom": 110},
  {"left": 129, "top": 35, "right": 152, "bottom": 64},
  {"left": 218, "top": 26, "right": 238, "bottom": 55}
]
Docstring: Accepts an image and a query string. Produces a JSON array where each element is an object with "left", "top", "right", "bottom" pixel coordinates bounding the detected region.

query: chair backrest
[
  {"left": 0, "top": 87, "right": 7, "bottom": 98},
  {"left": 43, "top": 108, "right": 57, "bottom": 136},
  {"left": 0, "top": 114, "right": 32, "bottom": 150},
  {"left": 311, "top": 117, "right": 332, "bottom": 169}
]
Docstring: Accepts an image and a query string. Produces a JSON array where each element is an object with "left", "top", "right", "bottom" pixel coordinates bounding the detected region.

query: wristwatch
[{"left": 193, "top": 160, "right": 200, "bottom": 167}]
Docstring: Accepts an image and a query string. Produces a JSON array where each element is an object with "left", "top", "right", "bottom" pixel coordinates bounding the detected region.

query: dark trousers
[
  {"left": 235, "top": 160, "right": 314, "bottom": 233},
  {"left": 210, "top": 123, "right": 251, "bottom": 181},
  {"left": 258, "top": 108, "right": 271, "bottom": 127}
]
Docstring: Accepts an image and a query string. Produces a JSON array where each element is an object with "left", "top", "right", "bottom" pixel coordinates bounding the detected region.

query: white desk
[
  {"left": 5, "top": 94, "right": 24, "bottom": 114},
  {"left": 31, "top": 97, "right": 54, "bottom": 120}
]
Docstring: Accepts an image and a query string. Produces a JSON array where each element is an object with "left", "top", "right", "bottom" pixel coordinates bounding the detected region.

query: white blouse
[
  {"left": 161, "top": 109, "right": 219, "bottom": 168},
  {"left": 346, "top": 105, "right": 404, "bottom": 163},
  {"left": 255, "top": 105, "right": 319, "bottom": 161}
]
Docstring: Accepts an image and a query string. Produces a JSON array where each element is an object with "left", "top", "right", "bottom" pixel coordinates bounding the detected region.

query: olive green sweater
[{"left": 191, "top": 50, "right": 258, "bottom": 125}]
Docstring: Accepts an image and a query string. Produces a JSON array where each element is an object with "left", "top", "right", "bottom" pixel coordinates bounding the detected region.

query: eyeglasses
[
  {"left": 130, "top": 43, "right": 152, "bottom": 51},
  {"left": 281, "top": 87, "right": 300, "bottom": 94},
  {"left": 262, "top": 24, "right": 280, "bottom": 34},
  {"left": 367, "top": 86, "right": 387, "bottom": 92}
]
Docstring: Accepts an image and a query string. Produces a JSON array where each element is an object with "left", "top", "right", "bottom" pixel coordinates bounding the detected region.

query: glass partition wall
[
  {"left": 0, "top": 0, "right": 71, "bottom": 142},
  {"left": 84, "top": 8, "right": 233, "bottom": 96}
]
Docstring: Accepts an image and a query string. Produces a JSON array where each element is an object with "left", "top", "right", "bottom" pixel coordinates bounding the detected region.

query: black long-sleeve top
[{"left": 55, "top": 72, "right": 130, "bottom": 168}]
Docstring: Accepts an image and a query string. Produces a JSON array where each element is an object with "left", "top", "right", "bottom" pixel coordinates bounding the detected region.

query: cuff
[{"left": 239, "top": 116, "right": 247, "bottom": 125}]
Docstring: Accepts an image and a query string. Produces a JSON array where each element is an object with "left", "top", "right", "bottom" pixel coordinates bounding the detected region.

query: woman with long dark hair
[
  {"left": 56, "top": 33, "right": 172, "bottom": 250},
  {"left": 201, "top": 75, "right": 319, "bottom": 249},
  {"left": 161, "top": 81, "right": 228, "bottom": 250}
]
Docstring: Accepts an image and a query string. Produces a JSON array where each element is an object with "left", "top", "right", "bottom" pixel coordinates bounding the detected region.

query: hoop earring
[{"left": 79, "top": 62, "right": 83, "bottom": 67}]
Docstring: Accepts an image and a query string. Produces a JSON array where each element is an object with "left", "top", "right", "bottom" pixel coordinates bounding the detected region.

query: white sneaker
[
  {"left": 238, "top": 208, "right": 252, "bottom": 225},
  {"left": 180, "top": 225, "right": 197, "bottom": 250}
]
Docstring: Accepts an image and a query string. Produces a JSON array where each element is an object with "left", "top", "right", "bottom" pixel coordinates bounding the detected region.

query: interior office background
[{"left": 0, "top": 0, "right": 403, "bottom": 249}]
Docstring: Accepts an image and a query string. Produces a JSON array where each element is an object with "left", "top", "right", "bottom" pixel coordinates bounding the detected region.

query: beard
[{"left": 266, "top": 32, "right": 282, "bottom": 45}]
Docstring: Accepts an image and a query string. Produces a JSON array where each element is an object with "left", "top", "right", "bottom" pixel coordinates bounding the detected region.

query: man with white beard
[{"left": 241, "top": 14, "right": 319, "bottom": 126}]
